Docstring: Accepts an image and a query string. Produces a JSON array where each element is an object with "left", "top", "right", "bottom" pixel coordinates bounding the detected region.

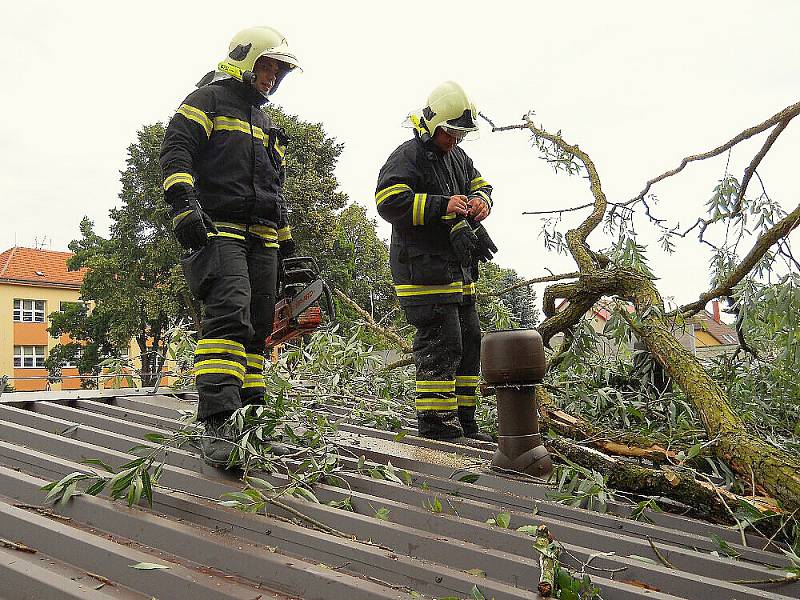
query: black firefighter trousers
[
  {"left": 180, "top": 235, "right": 277, "bottom": 421},
  {"left": 403, "top": 302, "right": 482, "bottom": 438}
]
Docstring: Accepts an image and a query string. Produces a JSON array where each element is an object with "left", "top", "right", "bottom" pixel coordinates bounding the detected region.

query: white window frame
[
  {"left": 62, "top": 345, "right": 84, "bottom": 369},
  {"left": 13, "top": 299, "right": 46, "bottom": 323},
  {"left": 13, "top": 345, "right": 46, "bottom": 368}
]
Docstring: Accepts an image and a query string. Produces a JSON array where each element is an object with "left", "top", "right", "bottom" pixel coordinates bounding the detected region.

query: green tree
[
  {"left": 46, "top": 298, "right": 118, "bottom": 386},
  {"left": 51, "top": 123, "right": 190, "bottom": 386},
  {"left": 327, "top": 203, "right": 400, "bottom": 338},
  {"left": 265, "top": 106, "right": 349, "bottom": 269},
  {"left": 476, "top": 262, "right": 540, "bottom": 330}
]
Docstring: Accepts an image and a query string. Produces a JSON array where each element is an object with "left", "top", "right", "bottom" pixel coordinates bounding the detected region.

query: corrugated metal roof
[
  {"left": 0, "top": 388, "right": 796, "bottom": 600},
  {"left": 0, "top": 246, "right": 85, "bottom": 288}
]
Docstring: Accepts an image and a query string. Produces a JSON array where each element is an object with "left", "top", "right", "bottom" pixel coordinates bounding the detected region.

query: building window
[
  {"left": 62, "top": 346, "right": 84, "bottom": 369},
  {"left": 13, "top": 299, "right": 46, "bottom": 323},
  {"left": 13, "top": 345, "right": 46, "bottom": 368}
]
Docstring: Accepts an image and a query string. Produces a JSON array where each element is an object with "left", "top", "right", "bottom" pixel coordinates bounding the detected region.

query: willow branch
[
  {"left": 734, "top": 118, "right": 793, "bottom": 215},
  {"left": 490, "top": 272, "right": 580, "bottom": 297},
  {"left": 628, "top": 100, "right": 800, "bottom": 206},
  {"left": 677, "top": 202, "right": 800, "bottom": 316},
  {"left": 488, "top": 115, "right": 609, "bottom": 273},
  {"left": 334, "top": 289, "right": 411, "bottom": 353}
]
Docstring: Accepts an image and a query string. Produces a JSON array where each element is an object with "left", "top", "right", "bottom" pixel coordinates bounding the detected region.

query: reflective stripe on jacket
[
  {"left": 375, "top": 136, "right": 493, "bottom": 306},
  {"left": 160, "top": 78, "right": 291, "bottom": 235}
]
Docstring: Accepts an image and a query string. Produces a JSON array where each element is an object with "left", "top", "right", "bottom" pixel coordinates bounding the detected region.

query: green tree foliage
[
  {"left": 709, "top": 274, "right": 800, "bottom": 448},
  {"left": 46, "top": 299, "right": 117, "bottom": 385},
  {"left": 327, "top": 204, "right": 402, "bottom": 339},
  {"left": 475, "top": 262, "right": 540, "bottom": 330},
  {"left": 264, "top": 106, "right": 349, "bottom": 267},
  {"left": 50, "top": 123, "right": 190, "bottom": 386}
]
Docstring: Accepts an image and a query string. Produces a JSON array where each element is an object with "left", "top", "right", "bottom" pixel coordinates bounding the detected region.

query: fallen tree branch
[
  {"left": 490, "top": 103, "right": 800, "bottom": 512},
  {"left": 677, "top": 201, "right": 800, "bottom": 317},
  {"left": 627, "top": 100, "right": 800, "bottom": 206},
  {"left": 489, "top": 271, "right": 580, "bottom": 298},
  {"left": 334, "top": 289, "right": 411, "bottom": 354}
]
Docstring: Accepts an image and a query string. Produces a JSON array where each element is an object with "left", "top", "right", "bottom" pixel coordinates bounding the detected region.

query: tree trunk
[{"left": 626, "top": 273, "right": 800, "bottom": 512}]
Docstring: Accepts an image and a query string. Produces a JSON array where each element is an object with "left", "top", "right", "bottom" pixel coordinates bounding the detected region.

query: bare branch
[
  {"left": 522, "top": 202, "right": 594, "bottom": 216},
  {"left": 734, "top": 118, "right": 793, "bottom": 215},
  {"left": 334, "top": 289, "right": 411, "bottom": 353},
  {"left": 489, "top": 271, "right": 580, "bottom": 297},
  {"left": 628, "top": 101, "right": 800, "bottom": 206}
]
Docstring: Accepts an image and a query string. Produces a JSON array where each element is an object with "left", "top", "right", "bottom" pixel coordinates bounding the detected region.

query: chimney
[{"left": 712, "top": 299, "right": 720, "bottom": 323}]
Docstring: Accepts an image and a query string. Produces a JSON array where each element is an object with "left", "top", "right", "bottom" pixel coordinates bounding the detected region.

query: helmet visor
[
  {"left": 441, "top": 125, "right": 480, "bottom": 142},
  {"left": 258, "top": 44, "right": 302, "bottom": 72}
]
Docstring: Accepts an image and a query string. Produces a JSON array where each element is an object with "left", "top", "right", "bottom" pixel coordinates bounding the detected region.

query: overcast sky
[{"left": 1, "top": 1, "right": 797, "bottom": 310}]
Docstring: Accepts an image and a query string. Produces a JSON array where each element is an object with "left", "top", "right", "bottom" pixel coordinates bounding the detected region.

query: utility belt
[{"left": 209, "top": 221, "right": 280, "bottom": 248}]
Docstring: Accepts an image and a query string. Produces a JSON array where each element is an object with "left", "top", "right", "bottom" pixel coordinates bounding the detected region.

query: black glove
[
  {"left": 449, "top": 220, "right": 478, "bottom": 267},
  {"left": 172, "top": 208, "right": 216, "bottom": 250},
  {"left": 472, "top": 223, "right": 498, "bottom": 262},
  {"left": 279, "top": 238, "right": 297, "bottom": 258}
]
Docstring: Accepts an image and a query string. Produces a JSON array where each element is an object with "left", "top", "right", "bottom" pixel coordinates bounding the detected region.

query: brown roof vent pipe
[{"left": 481, "top": 329, "right": 552, "bottom": 477}]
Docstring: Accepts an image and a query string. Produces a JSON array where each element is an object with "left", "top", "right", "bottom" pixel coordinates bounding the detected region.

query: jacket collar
[{"left": 215, "top": 78, "right": 270, "bottom": 107}]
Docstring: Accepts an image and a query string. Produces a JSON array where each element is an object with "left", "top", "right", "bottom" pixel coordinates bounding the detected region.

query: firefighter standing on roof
[
  {"left": 159, "top": 26, "right": 299, "bottom": 466},
  {"left": 375, "top": 81, "right": 497, "bottom": 442}
]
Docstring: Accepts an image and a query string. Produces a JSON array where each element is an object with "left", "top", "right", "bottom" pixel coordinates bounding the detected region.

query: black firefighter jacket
[
  {"left": 160, "top": 78, "right": 291, "bottom": 246},
  {"left": 376, "top": 135, "right": 493, "bottom": 306}
]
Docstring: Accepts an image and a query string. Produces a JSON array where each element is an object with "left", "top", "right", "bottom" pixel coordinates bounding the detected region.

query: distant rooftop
[{"left": 0, "top": 246, "right": 85, "bottom": 289}]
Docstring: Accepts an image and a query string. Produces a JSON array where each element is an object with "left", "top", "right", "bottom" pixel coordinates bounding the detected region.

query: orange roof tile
[{"left": 0, "top": 247, "right": 85, "bottom": 288}]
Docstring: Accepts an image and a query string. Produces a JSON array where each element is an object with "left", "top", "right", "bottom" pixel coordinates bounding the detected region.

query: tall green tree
[
  {"left": 265, "top": 106, "right": 349, "bottom": 269},
  {"left": 52, "top": 124, "right": 189, "bottom": 386},
  {"left": 327, "top": 203, "right": 401, "bottom": 339}
]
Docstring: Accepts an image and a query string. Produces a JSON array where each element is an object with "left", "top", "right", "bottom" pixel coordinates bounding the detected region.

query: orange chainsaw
[{"left": 266, "top": 256, "right": 334, "bottom": 348}]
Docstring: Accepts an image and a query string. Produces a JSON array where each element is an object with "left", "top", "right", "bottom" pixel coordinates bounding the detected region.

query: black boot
[
  {"left": 417, "top": 410, "right": 465, "bottom": 440},
  {"left": 458, "top": 406, "right": 493, "bottom": 442},
  {"left": 200, "top": 412, "right": 240, "bottom": 468}
]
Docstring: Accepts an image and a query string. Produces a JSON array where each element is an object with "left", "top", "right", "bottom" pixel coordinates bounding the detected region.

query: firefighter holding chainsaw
[
  {"left": 160, "top": 26, "right": 299, "bottom": 466},
  {"left": 376, "top": 81, "right": 497, "bottom": 442}
]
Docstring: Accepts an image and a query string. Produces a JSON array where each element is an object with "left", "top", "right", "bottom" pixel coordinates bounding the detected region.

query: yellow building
[
  {"left": 0, "top": 247, "right": 149, "bottom": 392},
  {"left": 0, "top": 247, "right": 88, "bottom": 391}
]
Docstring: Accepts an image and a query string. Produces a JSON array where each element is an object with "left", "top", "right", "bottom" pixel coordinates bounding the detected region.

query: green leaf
[
  {"left": 59, "top": 424, "right": 80, "bottom": 436},
  {"left": 495, "top": 512, "right": 511, "bottom": 528},
  {"left": 59, "top": 481, "right": 80, "bottom": 505},
  {"left": 469, "top": 585, "right": 487, "bottom": 599},
  {"left": 141, "top": 468, "right": 153, "bottom": 507},
  {"left": 686, "top": 443, "right": 702, "bottom": 461},
  {"left": 245, "top": 477, "right": 275, "bottom": 491},
  {"left": 293, "top": 487, "right": 320, "bottom": 503},
  {"left": 218, "top": 500, "right": 242, "bottom": 508},
  {"left": 457, "top": 472, "right": 480, "bottom": 484},
  {"left": 80, "top": 458, "right": 116, "bottom": 473},
  {"left": 86, "top": 478, "right": 108, "bottom": 496},
  {"left": 516, "top": 525, "right": 538, "bottom": 535},
  {"left": 374, "top": 507, "right": 391, "bottom": 521},
  {"left": 393, "top": 431, "right": 407, "bottom": 442}
]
